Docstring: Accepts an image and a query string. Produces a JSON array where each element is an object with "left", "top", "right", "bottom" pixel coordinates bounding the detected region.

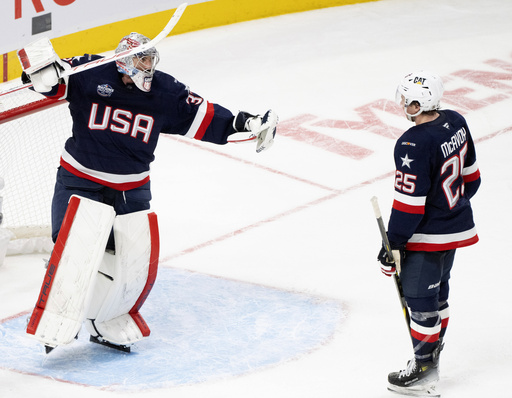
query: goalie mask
[
  {"left": 395, "top": 71, "right": 444, "bottom": 121},
  {"left": 115, "top": 32, "right": 160, "bottom": 92}
]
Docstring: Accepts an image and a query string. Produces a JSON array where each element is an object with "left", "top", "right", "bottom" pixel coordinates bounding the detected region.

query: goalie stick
[
  {"left": 370, "top": 196, "right": 412, "bottom": 336},
  {"left": 0, "top": 2, "right": 188, "bottom": 98}
]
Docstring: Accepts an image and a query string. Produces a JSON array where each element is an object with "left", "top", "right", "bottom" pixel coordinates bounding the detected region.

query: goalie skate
[{"left": 89, "top": 335, "right": 131, "bottom": 353}]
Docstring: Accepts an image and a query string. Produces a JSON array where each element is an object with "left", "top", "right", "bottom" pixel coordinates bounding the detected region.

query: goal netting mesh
[{"left": 0, "top": 80, "right": 72, "bottom": 254}]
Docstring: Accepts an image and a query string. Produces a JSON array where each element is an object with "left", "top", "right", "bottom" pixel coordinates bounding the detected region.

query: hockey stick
[
  {"left": 370, "top": 196, "right": 412, "bottom": 335},
  {"left": 0, "top": 2, "right": 188, "bottom": 98}
]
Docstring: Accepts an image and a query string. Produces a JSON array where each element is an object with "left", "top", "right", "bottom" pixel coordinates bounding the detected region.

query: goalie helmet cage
[{"left": 0, "top": 81, "right": 70, "bottom": 254}]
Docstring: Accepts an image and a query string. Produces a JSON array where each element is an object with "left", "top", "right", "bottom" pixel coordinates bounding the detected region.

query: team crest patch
[
  {"left": 97, "top": 84, "right": 114, "bottom": 97},
  {"left": 143, "top": 77, "right": 152, "bottom": 91}
]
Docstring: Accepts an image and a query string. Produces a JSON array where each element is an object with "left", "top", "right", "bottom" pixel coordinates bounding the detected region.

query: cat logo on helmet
[{"left": 395, "top": 71, "right": 444, "bottom": 121}]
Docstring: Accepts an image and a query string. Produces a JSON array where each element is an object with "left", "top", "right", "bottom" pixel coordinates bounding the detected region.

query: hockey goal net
[{"left": 0, "top": 80, "right": 71, "bottom": 254}]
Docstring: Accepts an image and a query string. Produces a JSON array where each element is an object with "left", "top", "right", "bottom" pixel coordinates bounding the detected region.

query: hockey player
[
  {"left": 377, "top": 71, "right": 480, "bottom": 396},
  {"left": 19, "top": 33, "right": 277, "bottom": 352}
]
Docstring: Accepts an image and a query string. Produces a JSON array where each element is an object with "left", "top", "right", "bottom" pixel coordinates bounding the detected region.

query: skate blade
[
  {"left": 89, "top": 335, "right": 131, "bottom": 353},
  {"left": 388, "top": 383, "right": 440, "bottom": 397},
  {"left": 43, "top": 333, "right": 78, "bottom": 354}
]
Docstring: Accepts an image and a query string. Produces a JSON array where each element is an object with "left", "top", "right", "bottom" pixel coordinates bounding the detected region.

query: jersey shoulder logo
[{"left": 97, "top": 84, "right": 114, "bottom": 98}]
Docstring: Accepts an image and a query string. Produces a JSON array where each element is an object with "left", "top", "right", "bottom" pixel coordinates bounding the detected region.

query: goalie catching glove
[
  {"left": 18, "top": 37, "right": 66, "bottom": 93},
  {"left": 228, "top": 110, "right": 278, "bottom": 153}
]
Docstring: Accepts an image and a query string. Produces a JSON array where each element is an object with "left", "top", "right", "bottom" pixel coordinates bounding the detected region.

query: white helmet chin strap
[{"left": 405, "top": 106, "right": 422, "bottom": 122}]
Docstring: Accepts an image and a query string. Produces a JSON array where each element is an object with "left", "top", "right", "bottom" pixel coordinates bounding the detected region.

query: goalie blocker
[{"left": 26, "top": 195, "right": 159, "bottom": 352}]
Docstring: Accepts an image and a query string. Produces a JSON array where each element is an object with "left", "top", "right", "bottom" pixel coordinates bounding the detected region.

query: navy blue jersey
[
  {"left": 48, "top": 54, "right": 235, "bottom": 190},
  {"left": 388, "top": 110, "right": 481, "bottom": 251}
]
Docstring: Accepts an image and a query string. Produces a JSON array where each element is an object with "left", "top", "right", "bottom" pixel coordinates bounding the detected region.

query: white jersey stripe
[
  {"left": 184, "top": 101, "right": 208, "bottom": 139},
  {"left": 61, "top": 149, "right": 150, "bottom": 184},
  {"left": 408, "top": 227, "right": 478, "bottom": 245},
  {"left": 463, "top": 161, "right": 479, "bottom": 176},
  {"left": 394, "top": 191, "right": 426, "bottom": 206}
]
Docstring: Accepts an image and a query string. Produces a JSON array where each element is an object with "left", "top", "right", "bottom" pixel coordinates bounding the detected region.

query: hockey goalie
[
  {"left": 20, "top": 36, "right": 164, "bottom": 353},
  {"left": 20, "top": 5, "right": 277, "bottom": 353}
]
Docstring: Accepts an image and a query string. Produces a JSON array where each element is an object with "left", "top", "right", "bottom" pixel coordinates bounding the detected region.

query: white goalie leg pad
[
  {"left": 84, "top": 251, "right": 116, "bottom": 321},
  {"left": 85, "top": 211, "right": 159, "bottom": 346},
  {"left": 26, "top": 195, "right": 115, "bottom": 349}
]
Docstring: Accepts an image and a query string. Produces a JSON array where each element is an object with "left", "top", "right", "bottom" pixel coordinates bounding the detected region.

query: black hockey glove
[{"left": 377, "top": 244, "right": 405, "bottom": 277}]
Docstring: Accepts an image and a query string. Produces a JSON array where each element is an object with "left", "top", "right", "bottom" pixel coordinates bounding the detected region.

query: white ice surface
[{"left": 1, "top": 0, "right": 512, "bottom": 396}]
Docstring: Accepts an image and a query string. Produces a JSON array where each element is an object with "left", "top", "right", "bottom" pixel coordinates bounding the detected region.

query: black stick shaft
[{"left": 370, "top": 196, "right": 411, "bottom": 335}]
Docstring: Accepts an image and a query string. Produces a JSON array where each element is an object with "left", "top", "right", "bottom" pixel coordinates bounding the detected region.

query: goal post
[{"left": 0, "top": 80, "right": 70, "bottom": 254}]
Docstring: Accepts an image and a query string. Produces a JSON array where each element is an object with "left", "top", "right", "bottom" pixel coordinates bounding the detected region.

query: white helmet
[
  {"left": 115, "top": 32, "right": 160, "bottom": 92},
  {"left": 395, "top": 71, "right": 444, "bottom": 121}
]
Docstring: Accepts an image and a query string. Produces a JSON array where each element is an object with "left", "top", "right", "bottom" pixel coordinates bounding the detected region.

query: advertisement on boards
[{"left": 2, "top": 0, "right": 206, "bottom": 54}]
